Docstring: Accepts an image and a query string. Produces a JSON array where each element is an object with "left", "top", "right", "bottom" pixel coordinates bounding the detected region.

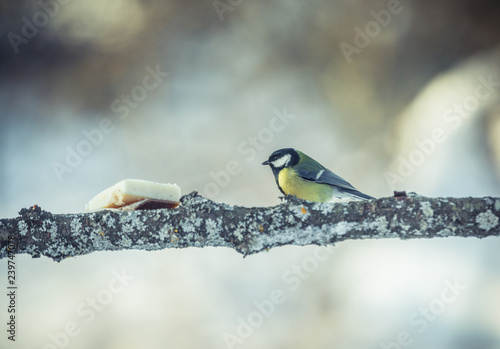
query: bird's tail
[{"left": 344, "top": 188, "right": 375, "bottom": 201}]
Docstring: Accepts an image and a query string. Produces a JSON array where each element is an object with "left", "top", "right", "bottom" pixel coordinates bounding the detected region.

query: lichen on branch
[{"left": 0, "top": 193, "right": 499, "bottom": 262}]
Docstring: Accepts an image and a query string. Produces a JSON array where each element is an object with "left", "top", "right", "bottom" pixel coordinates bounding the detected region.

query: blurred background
[{"left": 1, "top": 0, "right": 500, "bottom": 348}]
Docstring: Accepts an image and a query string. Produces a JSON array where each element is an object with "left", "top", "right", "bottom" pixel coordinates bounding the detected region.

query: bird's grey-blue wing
[
  {"left": 295, "top": 165, "right": 374, "bottom": 200},
  {"left": 294, "top": 164, "right": 357, "bottom": 191}
]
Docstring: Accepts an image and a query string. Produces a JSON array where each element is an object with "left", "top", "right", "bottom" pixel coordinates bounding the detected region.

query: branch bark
[{"left": 1, "top": 193, "right": 499, "bottom": 262}]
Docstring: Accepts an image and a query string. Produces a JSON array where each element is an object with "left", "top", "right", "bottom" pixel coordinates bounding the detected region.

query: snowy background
[{"left": 1, "top": 0, "right": 500, "bottom": 348}]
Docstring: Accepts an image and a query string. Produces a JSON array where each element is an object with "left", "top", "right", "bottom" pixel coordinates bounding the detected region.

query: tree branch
[{"left": 1, "top": 192, "right": 499, "bottom": 262}]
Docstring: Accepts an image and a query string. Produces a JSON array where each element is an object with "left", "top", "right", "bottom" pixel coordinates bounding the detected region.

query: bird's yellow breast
[{"left": 277, "top": 168, "right": 332, "bottom": 202}]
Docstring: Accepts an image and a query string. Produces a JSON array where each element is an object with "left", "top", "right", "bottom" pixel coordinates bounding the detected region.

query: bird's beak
[{"left": 262, "top": 160, "right": 270, "bottom": 166}]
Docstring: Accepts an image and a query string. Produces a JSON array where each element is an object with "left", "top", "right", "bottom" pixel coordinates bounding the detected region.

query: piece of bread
[{"left": 86, "top": 179, "right": 181, "bottom": 211}]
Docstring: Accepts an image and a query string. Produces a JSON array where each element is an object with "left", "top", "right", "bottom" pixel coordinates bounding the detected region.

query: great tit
[{"left": 262, "top": 148, "right": 374, "bottom": 202}]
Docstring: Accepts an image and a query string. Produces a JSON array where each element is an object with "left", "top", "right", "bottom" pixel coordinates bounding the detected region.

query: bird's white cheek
[{"left": 271, "top": 154, "right": 291, "bottom": 168}]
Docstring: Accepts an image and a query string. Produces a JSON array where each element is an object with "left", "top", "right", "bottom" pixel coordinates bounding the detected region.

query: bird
[{"left": 262, "top": 148, "right": 374, "bottom": 202}]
